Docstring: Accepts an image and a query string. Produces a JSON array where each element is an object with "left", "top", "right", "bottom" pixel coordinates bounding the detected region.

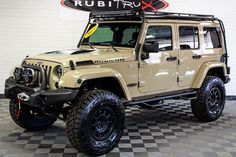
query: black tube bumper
[{"left": 5, "top": 77, "right": 78, "bottom": 111}]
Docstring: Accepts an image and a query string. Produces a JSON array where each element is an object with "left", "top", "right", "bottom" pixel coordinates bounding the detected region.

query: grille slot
[{"left": 47, "top": 66, "right": 52, "bottom": 86}]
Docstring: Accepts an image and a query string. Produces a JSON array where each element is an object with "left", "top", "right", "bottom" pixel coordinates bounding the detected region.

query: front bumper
[
  {"left": 225, "top": 75, "right": 231, "bottom": 84},
  {"left": 5, "top": 77, "right": 78, "bottom": 111}
]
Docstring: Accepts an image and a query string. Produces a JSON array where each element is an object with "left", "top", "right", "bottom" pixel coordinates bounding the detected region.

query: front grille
[
  {"left": 40, "top": 64, "right": 52, "bottom": 87},
  {"left": 24, "top": 63, "right": 53, "bottom": 88}
]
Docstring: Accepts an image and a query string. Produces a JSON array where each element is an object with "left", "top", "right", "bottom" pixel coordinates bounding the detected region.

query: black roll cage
[{"left": 77, "top": 10, "right": 229, "bottom": 68}]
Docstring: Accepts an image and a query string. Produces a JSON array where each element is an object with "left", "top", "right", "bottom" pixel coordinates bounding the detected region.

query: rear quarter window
[{"left": 203, "top": 27, "right": 222, "bottom": 49}]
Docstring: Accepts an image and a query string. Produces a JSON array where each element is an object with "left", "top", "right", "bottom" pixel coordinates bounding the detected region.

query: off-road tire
[
  {"left": 66, "top": 90, "right": 125, "bottom": 156},
  {"left": 9, "top": 101, "right": 56, "bottom": 131},
  {"left": 191, "top": 76, "right": 226, "bottom": 122}
]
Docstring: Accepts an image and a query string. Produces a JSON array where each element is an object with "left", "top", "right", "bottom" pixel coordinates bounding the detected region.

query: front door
[{"left": 138, "top": 24, "right": 178, "bottom": 94}]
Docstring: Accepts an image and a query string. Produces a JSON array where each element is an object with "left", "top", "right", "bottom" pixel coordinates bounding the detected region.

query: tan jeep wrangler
[{"left": 5, "top": 10, "right": 230, "bottom": 156}]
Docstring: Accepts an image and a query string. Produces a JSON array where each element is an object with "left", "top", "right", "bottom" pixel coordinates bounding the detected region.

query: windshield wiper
[
  {"left": 88, "top": 42, "right": 94, "bottom": 49},
  {"left": 82, "top": 42, "right": 95, "bottom": 49},
  {"left": 98, "top": 43, "right": 118, "bottom": 52}
]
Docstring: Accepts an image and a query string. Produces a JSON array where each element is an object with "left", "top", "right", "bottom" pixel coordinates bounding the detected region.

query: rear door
[{"left": 177, "top": 24, "right": 203, "bottom": 87}]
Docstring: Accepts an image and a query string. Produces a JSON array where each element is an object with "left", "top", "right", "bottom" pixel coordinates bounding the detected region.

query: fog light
[
  {"left": 22, "top": 68, "right": 35, "bottom": 83},
  {"left": 14, "top": 67, "right": 24, "bottom": 81}
]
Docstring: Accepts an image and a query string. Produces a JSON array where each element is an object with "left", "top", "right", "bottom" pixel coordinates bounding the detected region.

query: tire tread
[
  {"left": 191, "top": 76, "right": 226, "bottom": 122},
  {"left": 66, "top": 90, "right": 124, "bottom": 156}
]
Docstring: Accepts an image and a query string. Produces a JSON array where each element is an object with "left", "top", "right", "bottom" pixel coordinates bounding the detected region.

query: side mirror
[{"left": 141, "top": 42, "right": 159, "bottom": 60}]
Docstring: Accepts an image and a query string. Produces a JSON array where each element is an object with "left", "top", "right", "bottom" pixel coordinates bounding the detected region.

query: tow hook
[{"left": 17, "top": 93, "right": 30, "bottom": 119}]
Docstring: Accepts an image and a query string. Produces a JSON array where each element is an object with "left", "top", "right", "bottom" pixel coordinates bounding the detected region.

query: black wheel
[
  {"left": 191, "top": 76, "right": 226, "bottom": 122},
  {"left": 66, "top": 90, "right": 125, "bottom": 156},
  {"left": 9, "top": 101, "right": 56, "bottom": 131}
]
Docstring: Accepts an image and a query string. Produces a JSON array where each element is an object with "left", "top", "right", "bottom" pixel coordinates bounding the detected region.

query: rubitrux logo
[{"left": 60, "top": 0, "right": 169, "bottom": 12}]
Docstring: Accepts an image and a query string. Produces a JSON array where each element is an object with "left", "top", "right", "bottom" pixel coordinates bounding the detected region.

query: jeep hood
[{"left": 25, "top": 48, "right": 135, "bottom": 67}]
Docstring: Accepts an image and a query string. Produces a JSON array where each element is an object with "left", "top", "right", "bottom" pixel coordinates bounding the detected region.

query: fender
[
  {"left": 59, "top": 68, "right": 132, "bottom": 101},
  {"left": 192, "top": 61, "right": 227, "bottom": 89}
]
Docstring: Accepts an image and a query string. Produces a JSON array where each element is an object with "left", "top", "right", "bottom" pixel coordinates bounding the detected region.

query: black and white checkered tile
[{"left": 0, "top": 99, "right": 236, "bottom": 157}]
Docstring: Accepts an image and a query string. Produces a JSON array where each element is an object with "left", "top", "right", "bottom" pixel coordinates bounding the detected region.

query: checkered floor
[{"left": 0, "top": 99, "right": 236, "bottom": 157}]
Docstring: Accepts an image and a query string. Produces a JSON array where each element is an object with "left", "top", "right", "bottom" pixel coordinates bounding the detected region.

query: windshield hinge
[{"left": 138, "top": 62, "right": 145, "bottom": 68}]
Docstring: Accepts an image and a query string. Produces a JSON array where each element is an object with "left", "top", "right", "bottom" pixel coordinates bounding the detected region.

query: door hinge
[
  {"left": 138, "top": 81, "right": 145, "bottom": 87},
  {"left": 138, "top": 62, "right": 145, "bottom": 68},
  {"left": 178, "top": 60, "right": 183, "bottom": 65},
  {"left": 177, "top": 76, "right": 183, "bottom": 82}
]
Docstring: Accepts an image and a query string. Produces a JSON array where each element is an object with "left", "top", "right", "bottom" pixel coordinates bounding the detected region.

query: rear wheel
[
  {"left": 9, "top": 101, "right": 56, "bottom": 131},
  {"left": 66, "top": 90, "right": 125, "bottom": 156},
  {"left": 191, "top": 76, "right": 226, "bottom": 122}
]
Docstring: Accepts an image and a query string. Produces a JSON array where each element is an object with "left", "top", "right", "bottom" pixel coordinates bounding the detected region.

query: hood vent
[{"left": 76, "top": 60, "right": 94, "bottom": 66}]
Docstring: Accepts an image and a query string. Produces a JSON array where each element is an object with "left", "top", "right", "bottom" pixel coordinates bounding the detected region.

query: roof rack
[
  {"left": 91, "top": 10, "right": 219, "bottom": 21},
  {"left": 144, "top": 11, "right": 217, "bottom": 21}
]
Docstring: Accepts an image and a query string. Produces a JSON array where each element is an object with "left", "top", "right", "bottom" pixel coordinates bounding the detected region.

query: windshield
[{"left": 82, "top": 23, "right": 141, "bottom": 48}]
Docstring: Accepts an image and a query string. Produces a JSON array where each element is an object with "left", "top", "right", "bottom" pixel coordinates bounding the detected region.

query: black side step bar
[{"left": 127, "top": 90, "right": 197, "bottom": 105}]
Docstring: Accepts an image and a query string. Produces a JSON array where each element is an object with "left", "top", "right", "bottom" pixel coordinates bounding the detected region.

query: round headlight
[
  {"left": 55, "top": 65, "right": 63, "bottom": 77},
  {"left": 14, "top": 67, "right": 23, "bottom": 81},
  {"left": 22, "top": 68, "right": 35, "bottom": 83}
]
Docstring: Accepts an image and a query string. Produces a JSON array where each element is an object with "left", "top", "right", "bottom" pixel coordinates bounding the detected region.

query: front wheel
[
  {"left": 9, "top": 101, "right": 56, "bottom": 131},
  {"left": 66, "top": 90, "right": 125, "bottom": 156},
  {"left": 191, "top": 76, "right": 226, "bottom": 122}
]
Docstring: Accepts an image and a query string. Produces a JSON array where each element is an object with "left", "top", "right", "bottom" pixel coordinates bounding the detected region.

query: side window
[
  {"left": 203, "top": 27, "right": 222, "bottom": 49},
  {"left": 179, "top": 26, "right": 199, "bottom": 50},
  {"left": 145, "top": 26, "right": 172, "bottom": 51}
]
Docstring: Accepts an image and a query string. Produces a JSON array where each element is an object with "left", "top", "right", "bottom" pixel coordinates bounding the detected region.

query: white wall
[{"left": 0, "top": 0, "right": 235, "bottom": 95}]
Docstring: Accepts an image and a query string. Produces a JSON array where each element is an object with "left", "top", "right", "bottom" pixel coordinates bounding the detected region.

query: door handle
[
  {"left": 166, "top": 56, "right": 177, "bottom": 62},
  {"left": 192, "top": 54, "right": 202, "bottom": 59}
]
